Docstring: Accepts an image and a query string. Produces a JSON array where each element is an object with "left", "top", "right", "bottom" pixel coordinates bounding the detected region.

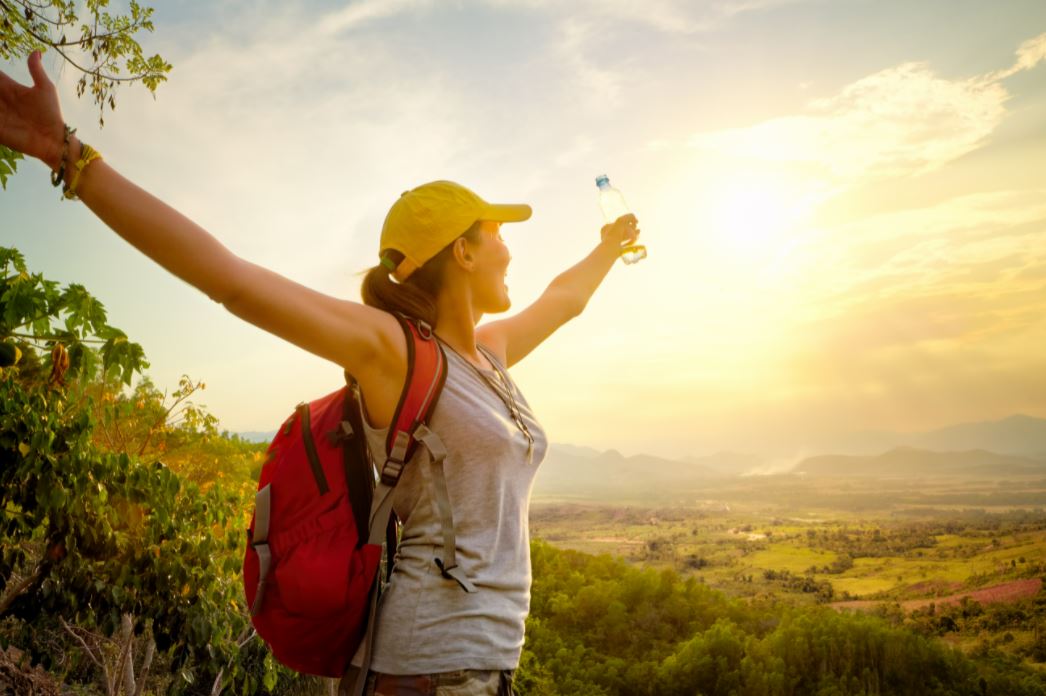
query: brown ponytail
[{"left": 361, "top": 222, "right": 482, "bottom": 326}]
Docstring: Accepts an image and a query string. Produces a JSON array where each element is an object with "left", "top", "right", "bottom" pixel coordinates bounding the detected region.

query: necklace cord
[{"left": 438, "top": 339, "right": 535, "bottom": 445}]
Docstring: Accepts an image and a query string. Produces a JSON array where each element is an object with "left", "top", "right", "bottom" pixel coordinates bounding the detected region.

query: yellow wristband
[{"left": 62, "top": 144, "right": 103, "bottom": 200}]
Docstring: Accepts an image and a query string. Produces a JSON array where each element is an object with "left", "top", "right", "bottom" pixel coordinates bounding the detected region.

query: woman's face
[{"left": 468, "top": 219, "right": 512, "bottom": 313}]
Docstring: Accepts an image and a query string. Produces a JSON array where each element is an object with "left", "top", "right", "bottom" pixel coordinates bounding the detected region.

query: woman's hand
[
  {"left": 0, "top": 51, "right": 66, "bottom": 171},
  {"left": 600, "top": 213, "right": 641, "bottom": 250}
]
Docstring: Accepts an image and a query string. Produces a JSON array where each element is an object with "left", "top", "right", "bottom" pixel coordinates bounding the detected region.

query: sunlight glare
[{"left": 706, "top": 174, "right": 814, "bottom": 259}]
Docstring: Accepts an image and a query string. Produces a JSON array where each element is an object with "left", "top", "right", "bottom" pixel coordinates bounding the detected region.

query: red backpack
[{"left": 242, "top": 314, "right": 474, "bottom": 685}]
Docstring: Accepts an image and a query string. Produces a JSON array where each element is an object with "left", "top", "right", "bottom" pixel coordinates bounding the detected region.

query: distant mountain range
[
  {"left": 528, "top": 415, "right": 1046, "bottom": 501},
  {"left": 528, "top": 443, "right": 1046, "bottom": 503},
  {"left": 529, "top": 447, "right": 718, "bottom": 501},
  {"left": 793, "top": 447, "right": 1046, "bottom": 479},
  {"left": 815, "top": 414, "right": 1046, "bottom": 459},
  {"left": 237, "top": 414, "right": 1046, "bottom": 456},
  {"left": 235, "top": 430, "right": 277, "bottom": 443},
  {"left": 234, "top": 414, "right": 1046, "bottom": 499}
]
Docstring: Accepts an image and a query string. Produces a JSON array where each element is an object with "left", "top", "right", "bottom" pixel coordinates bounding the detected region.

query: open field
[
  {"left": 531, "top": 506, "right": 1046, "bottom": 601},
  {"left": 530, "top": 472, "right": 1046, "bottom": 604},
  {"left": 530, "top": 501, "right": 1046, "bottom": 675},
  {"left": 529, "top": 473, "right": 1046, "bottom": 670}
]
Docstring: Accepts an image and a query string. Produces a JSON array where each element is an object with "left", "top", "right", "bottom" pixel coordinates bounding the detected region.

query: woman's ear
[{"left": 453, "top": 237, "right": 475, "bottom": 271}]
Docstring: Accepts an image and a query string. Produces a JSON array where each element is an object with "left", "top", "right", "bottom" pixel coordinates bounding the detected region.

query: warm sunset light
[
  {"left": 705, "top": 173, "right": 815, "bottom": 258},
  {"left": 5, "top": 2, "right": 1046, "bottom": 461},
  {"left": 6, "top": 4, "right": 1046, "bottom": 693}
]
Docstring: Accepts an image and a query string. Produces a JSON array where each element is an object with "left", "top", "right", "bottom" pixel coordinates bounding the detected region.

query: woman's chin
[
  {"left": 490, "top": 291, "right": 512, "bottom": 314},
  {"left": 476, "top": 281, "right": 512, "bottom": 314}
]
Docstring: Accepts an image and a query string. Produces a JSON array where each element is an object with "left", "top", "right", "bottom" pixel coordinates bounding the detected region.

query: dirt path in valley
[{"left": 831, "top": 577, "right": 1042, "bottom": 613}]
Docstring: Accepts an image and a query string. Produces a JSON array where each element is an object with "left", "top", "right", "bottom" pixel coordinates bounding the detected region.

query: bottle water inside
[{"left": 596, "top": 175, "right": 647, "bottom": 264}]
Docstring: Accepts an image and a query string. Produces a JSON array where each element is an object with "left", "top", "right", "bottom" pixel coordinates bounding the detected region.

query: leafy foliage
[
  {"left": 0, "top": 144, "right": 21, "bottom": 189},
  {"left": 0, "top": 247, "right": 299, "bottom": 694},
  {"left": 1, "top": 246, "right": 146, "bottom": 385}
]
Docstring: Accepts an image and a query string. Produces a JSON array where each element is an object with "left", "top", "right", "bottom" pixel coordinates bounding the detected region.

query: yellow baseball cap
[{"left": 379, "top": 180, "right": 532, "bottom": 281}]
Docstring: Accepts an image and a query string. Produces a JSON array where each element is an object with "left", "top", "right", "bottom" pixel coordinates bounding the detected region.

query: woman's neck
[{"left": 434, "top": 284, "right": 486, "bottom": 367}]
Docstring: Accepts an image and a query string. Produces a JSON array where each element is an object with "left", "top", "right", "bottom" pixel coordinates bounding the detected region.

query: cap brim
[{"left": 482, "top": 203, "right": 532, "bottom": 223}]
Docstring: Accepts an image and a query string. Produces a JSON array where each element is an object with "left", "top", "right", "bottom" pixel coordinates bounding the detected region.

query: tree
[
  {"left": 0, "top": 0, "right": 171, "bottom": 187},
  {"left": 0, "top": 247, "right": 289, "bottom": 694}
]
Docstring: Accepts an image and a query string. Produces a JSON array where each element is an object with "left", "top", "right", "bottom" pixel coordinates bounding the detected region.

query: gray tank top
[{"left": 362, "top": 341, "right": 548, "bottom": 675}]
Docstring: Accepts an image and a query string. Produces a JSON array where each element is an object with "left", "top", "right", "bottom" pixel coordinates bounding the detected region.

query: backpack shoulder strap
[
  {"left": 340, "top": 314, "right": 447, "bottom": 549},
  {"left": 341, "top": 316, "right": 467, "bottom": 696},
  {"left": 380, "top": 314, "right": 448, "bottom": 484},
  {"left": 364, "top": 315, "right": 448, "bottom": 543}
]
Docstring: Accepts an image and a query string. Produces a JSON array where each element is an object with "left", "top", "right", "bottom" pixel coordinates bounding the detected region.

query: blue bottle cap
[{"left": 595, "top": 174, "right": 609, "bottom": 187}]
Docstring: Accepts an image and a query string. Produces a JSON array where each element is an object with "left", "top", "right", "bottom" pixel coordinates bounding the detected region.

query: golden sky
[{"left": 5, "top": 2, "right": 1046, "bottom": 458}]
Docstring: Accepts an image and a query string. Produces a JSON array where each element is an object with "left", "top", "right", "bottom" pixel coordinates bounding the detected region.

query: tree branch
[
  {"left": 0, "top": 7, "right": 161, "bottom": 86},
  {"left": 132, "top": 633, "right": 155, "bottom": 696},
  {"left": 59, "top": 617, "right": 102, "bottom": 669},
  {"left": 209, "top": 627, "right": 257, "bottom": 696},
  {"left": 52, "top": 41, "right": 160, "bottom": 84},
  {"left": 2, "top": 0, "right": 72, "bottom": 28},
  {"left": 0, "top": 570, "right": 37, "bottom": 616},
  {"left": 119, "top": 613, "right": 137, "bottom": 696},
  {"left": 9, "top": 332, "right": 107, "bottom": 345},
  {"left": 59, "top": 616, "right": 113, "bottom": 696}
]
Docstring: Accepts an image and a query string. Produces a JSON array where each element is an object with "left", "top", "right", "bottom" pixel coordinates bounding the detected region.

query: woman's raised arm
[
  {"left": 1, "top": 52, "right": 402, "bottom": 377},
  {"left": 477, "top": 214, "right": 639, "bottom": 367}
]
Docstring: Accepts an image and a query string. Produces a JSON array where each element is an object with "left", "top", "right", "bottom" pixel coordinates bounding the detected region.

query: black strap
[
  {"left": 384, "top": 513, "right": 398, "bottom": 583},
  {"left": 383, "top": 314, "right": 449, "bottom": 467},
  {"left": 296, "top": 402, "right": 329, "bottom": 495},
  {"left": 341, "top": 375, "right": 374, "bottom": 548}
]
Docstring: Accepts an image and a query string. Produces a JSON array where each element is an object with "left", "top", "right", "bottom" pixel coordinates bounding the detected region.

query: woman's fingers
[
  {"left": 28, "top": 51, "right": 51, "bottom": 90},
  {"left": 616, "top": 214, "right": 639, "bottom": 240},
  {"left": 600, "top": 215, "right": 642, "bottom": 246}
]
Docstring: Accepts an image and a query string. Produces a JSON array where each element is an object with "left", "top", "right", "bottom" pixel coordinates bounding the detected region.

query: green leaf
[
  {"left": 0, "top": 248, "right": 28, "bottom": 275},
  {"left": 262, "top": 654, "right": 278, "bottom": 691},
  {"left": 0, "top": 147, "right": 22, "bottom": 190}
]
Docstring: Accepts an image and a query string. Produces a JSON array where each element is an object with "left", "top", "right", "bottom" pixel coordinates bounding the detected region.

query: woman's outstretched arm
[
  {"left": 1, "top": 52, "right": 401, "bottom": 375},
  {"left": 477, "top": 214, "right": 640, "bottom": 367}
]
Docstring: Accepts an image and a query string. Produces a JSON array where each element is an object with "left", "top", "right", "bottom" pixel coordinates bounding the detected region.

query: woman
[{"left": 0, "top": 52, "right": 640, "bottom": 695}]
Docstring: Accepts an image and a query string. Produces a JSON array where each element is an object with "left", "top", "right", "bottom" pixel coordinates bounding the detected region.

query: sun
[{"left": 706, "top": 173, "right": 815, "bottom": 258}]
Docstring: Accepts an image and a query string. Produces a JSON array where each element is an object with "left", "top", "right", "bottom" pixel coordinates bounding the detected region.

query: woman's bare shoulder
[{"left": 345, "top": 306, "right": 408, "bottom": 430}]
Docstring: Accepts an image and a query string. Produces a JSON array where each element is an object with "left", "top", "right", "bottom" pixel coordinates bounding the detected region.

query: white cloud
[
  {"left": 691, "top": 31, "right": 1046, "bottom": 186},
  {"left": 536, "top": 0, "right": 811, "bottom": 34},
  {"left": 693, "top": 63, "right": 1009, "bottom": 180},
  {"left": 319, "top": 0, "right": 434, "bottom": 35},
  {"left": 794, "top": 190, "right": 1046, "bottom": 325},
  {"left": 991, "top": 31, "right": 1046, "bottom": 79},
  {"left": 314, "top": 0, "right": 810, "bottom": 38},
  {"left": 554, "top": 18, "right": 623, "bottom": 110}
]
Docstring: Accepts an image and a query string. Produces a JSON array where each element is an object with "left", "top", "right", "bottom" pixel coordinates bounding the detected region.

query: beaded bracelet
[
  {"left": 49, "top": 124, "right": 76, "bottom": 188},
  {"left": 62, "top": 143, "right": 103, "bottom": 200}
]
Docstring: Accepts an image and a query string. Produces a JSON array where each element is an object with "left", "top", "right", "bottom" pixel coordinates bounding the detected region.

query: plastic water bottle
[{"left": 596, "top": 175, "right": 647, "bottom": 265}]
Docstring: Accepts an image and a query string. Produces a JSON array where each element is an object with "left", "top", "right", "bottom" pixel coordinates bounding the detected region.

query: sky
[{"left": 3, "top": 0, "right": 1046, "bottom": 459}]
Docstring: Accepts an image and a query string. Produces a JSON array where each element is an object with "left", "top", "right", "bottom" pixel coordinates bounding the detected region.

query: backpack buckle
[
  {"left": 380, "top": 458, "right": 404, "bottom": 486},
  {"left": 326, "top": 420, "right": 354, "bottom": 446},
  {"left": 380, "top": 430, "right": 411, "bottom": 485}
]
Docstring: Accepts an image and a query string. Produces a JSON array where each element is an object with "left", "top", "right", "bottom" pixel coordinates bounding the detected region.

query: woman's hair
[{"left": 361, "top": 221, "right": 483, "bottom": 326}]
